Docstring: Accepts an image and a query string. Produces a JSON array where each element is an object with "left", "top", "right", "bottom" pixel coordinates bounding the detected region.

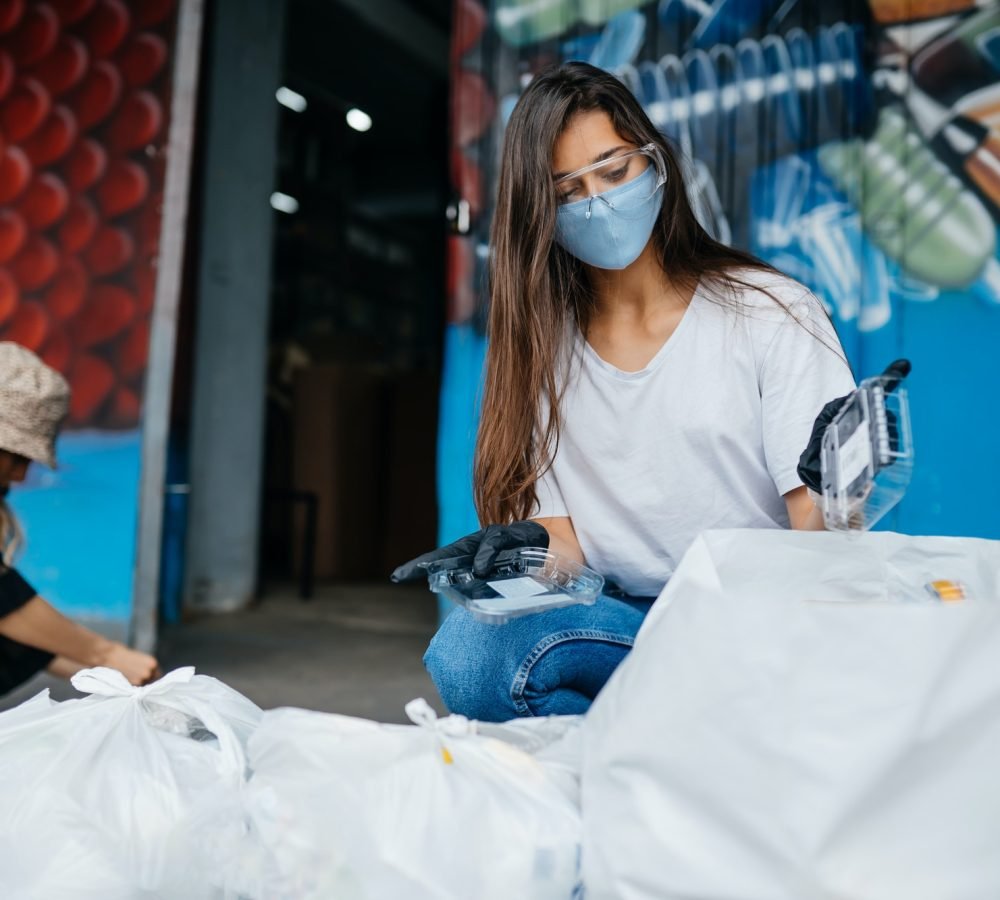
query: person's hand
[
  {"left": 98, "top": 642, "right": 162, "bottom": 686},
  {"left": 797, "top": 359, "right": 911, "bottom": 493},
  {"left": 391, "top": 521, "right": 549, "bottom": 583}
]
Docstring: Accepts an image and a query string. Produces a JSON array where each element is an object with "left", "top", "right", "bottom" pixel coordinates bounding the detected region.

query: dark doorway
[{"left": 260, "top": 0, "right": 451, "bottom": 590}]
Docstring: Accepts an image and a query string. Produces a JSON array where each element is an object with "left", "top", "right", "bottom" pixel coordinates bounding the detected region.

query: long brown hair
[
  {"left": 0, "top": 492, "right": 23, "bottom": 563},
  {"left": 474, "top": 61, "right": 828, "bottom": 526}
]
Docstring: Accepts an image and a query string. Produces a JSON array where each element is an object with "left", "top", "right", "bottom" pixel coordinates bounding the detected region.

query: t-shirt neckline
[{"left": 579, "top": 280, "right": 702, "bottom": 381}]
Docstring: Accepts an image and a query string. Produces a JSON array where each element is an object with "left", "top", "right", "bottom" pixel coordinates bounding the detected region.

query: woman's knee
[
  {"left": 517, "top": 631, "right": 634, "bottom": 710},
  {"left": 423, "top": 595, "right": 652, "bottom": 720},
  {"left": 423, "top": 610, "right": 514, "bottom": 720}
]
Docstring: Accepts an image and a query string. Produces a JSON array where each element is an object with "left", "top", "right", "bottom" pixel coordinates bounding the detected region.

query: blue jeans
[{"left": 424, "top": 593, "right": 654, "bottom": 721}]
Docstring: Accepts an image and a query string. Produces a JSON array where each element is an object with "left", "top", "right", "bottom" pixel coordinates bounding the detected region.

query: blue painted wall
[{"left": 11, "top": 432, "right": 141, "bottom": 621}]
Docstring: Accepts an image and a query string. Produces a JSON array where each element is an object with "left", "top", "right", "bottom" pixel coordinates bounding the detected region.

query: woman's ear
[
  {"left": 0, "top": 450, "right": 30, "bottom": 484},
  {"left": 11, "top": 455, "right": 30, "bottom": 482}
]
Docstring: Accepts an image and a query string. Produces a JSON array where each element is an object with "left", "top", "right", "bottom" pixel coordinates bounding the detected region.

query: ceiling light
[
  {"left": 270, "top": 191, "right": 299, "bottom": 214},
  {"left": 276, "top": 86, "right": 307, "bottom": 112},
  {"left": 346, "top": 107, "right": 372, "bottom": 132}
]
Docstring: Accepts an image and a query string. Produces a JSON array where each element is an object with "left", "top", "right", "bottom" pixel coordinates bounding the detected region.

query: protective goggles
[{"left": 553, "top": 142, "right": 667, "bottom": 208}]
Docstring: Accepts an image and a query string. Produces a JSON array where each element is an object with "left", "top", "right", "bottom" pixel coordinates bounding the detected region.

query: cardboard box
[
  {"left": 379, "top": 371, "right": 439, "bottom": 575},
  {"left": 291, "top": 364, "right": 383, "bottom": 579}
]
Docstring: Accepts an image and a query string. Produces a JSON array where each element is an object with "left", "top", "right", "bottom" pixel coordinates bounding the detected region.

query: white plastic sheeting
[{"left": 582, "top": 529, "right": 1000, "bottom": 900}]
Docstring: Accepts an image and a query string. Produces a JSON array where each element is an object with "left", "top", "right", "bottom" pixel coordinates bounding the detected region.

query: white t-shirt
[{"left": 533, "top": 271, "right": 856, "bottom": 597}]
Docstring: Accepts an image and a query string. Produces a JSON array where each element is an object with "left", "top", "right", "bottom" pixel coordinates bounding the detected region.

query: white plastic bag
[
  {"left": 235, "top": 699, "right": 582, "bottom": 900},
  {"left": 582, "top": 529, "right": 1000, "bottom": 900},
  {"left": 475, "top": 714, "right": 584, "bottom": 807},
  {"left": 0, "top": 666, "right": 261, "bottom": 899}
]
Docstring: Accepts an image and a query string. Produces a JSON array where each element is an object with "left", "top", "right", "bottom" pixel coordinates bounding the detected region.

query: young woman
[
  {"left": 394, "top": 62, "right": 902, "bottom": 721},
  {"left": 0, "top": 342, "right": 160, "bottom": 696}
]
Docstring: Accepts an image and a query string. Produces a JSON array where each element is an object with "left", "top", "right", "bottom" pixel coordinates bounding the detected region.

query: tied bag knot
[{"left": 71, "top": 665, "right": 195, "bottom": 700}]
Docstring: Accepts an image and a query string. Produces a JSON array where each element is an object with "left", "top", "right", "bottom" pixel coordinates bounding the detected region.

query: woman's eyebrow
[{"left": 553, "top": 145, "right": 630, "bottom": 179}]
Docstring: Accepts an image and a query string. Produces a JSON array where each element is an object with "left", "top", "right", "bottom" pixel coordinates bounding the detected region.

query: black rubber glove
[
  {"left": 391, "top": 521, "right": 550, "bottom": 583},
  {"left": 797, "top": 359, "right": 911, "bottom": 493}
]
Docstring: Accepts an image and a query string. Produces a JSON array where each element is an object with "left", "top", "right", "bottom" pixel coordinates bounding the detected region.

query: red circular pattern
[
  {"left": 43, "top": 253, "right": 86, "bottom": 317},
  {"left": 78, "top": 0, "right": 128, "bottom": 59},
  {"left": 0, "top": 0, "right": 175, "bottom": 427},
  {"left": 5, "top": 298, "right": 49, "bottom": 348},
  {"left": 10, "top": 232, "right": 58, "bottom": 288},
  {"left": 1, "top": 75, "right": 51, "bottom": 140},
  {"left": 0, "top": 144, "right": 31, "bottom": 201},
  {"left": 0, "top": 49, "right": 15, "bottom": 99},
  {"left": 4, "top": 4, "right": 59, "bottom": 67},
  {"left": 0, "top": 267, "right": 19, "bottom": 321},
  {"left": 0, "top": 206, "right": 27, "bottom": 260},
  {"left": 116, "top": 30, "right": 161, "bottom": 86},
  {"left": 21, "top": 102, "right": 76, "bottom": 164},
  {"left": 15, "top": 169, "right": 67, "bottom": 228},
  {"left": 48, "top": 0, "right": 96, "bottom": 26},
  {"left": 0, "top": 2, "right": 28, "bottom": 36},
  {"left": 28, "top": 33, "right": 87, "bottom": 95},
  {"left": 57, "top": 192, "right": 96, "bottom": 250},
  {"left": 62, "top": 134, "right": 105, "bottom": 189}
]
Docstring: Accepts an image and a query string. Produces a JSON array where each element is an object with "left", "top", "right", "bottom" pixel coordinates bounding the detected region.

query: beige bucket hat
[{"left": 0, "top": 342, "right": 70, "bottom": 468}]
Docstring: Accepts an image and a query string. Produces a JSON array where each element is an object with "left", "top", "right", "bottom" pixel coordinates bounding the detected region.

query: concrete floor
[{"left": 1, "top": 583, "right": 446, "bottom": 723}]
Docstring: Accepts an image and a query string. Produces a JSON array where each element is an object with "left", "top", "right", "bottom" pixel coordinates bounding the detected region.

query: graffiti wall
[
  {"left": 0, "top": 0, "right": 179, "bottom": 625},
  {"left": 441, "top": 0, "right": 1000, "bottom": 546}
]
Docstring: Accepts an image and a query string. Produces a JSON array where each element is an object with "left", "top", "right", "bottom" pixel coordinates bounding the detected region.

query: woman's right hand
[
  {"left": 391, "top": 521, "right": 549, "bottom": 583},
  {"left": 98, "top": 642, "right": 161, "bottom": 686}
]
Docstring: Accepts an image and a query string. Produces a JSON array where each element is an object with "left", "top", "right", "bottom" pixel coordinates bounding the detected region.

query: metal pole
[{"left": 130, "top": 0, "right": 206, "bottom": 653}]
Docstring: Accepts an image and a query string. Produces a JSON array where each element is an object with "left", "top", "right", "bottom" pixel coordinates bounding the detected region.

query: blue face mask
[{"left": 554, "top": 163, "right": 664, "bottom": 270}]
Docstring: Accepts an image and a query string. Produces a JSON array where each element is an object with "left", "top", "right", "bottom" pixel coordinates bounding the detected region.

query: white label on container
[
  {"left": 836, "top": 419, "right": 872, "bottom": 490},
  {"left": 472, "top": 597, "right": 565, "bottom": 617},
  {"left": 487, "top": 577, "right": 551, "bottom": 600}
]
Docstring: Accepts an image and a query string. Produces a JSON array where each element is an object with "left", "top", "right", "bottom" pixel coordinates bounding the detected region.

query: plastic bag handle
[
  {"left": 405, "top": 698, "right": 472, "bottom": 737},
  {"left": 71, "top": 665, "right": 196, "bottom": 697},
  {"left": 153, "top": 693, "right": 247, "bottom": 779},
  {"left": 71, "top": 667, "right": 247, "bottom": 778}
]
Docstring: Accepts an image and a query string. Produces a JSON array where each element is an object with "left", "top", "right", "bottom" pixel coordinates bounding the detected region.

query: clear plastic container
[
  {"left": 423, "top": 547, "right": 605, "bottom": 624},
  {"left": 820, "top": 374, "right": 914, "bottom": 531}
]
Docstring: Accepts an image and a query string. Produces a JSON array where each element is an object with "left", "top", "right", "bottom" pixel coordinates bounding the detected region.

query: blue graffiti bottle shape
[{"left": 620, "top": 22, "right": 874, "bottom": 244}]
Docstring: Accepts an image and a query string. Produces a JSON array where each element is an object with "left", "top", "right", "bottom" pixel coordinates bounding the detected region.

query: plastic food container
[
  {"left": 820, "top": 374, "right": 914, "bottom": 532},
  {"left": 423, "top": 547, "right": 605, "bottom": 625}
]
